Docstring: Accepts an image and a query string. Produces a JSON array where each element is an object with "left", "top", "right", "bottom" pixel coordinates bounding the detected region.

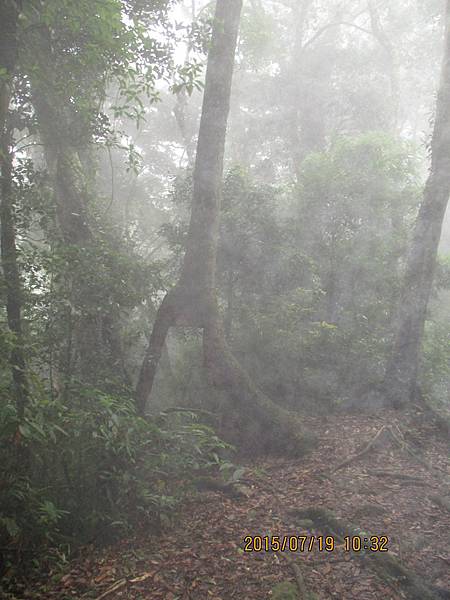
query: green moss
[{"left": 271, "top": 581, "right": 298, "bottom": 600}]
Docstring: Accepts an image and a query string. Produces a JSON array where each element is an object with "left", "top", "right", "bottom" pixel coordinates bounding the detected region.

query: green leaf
[{"left": 2, "top": 517, "right": 20, "bottom": 538}]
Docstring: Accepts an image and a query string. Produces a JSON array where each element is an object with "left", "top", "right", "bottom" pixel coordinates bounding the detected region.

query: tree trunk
[
  {"left": 202, "top": 308, "right": 312, "bottom": 455},
  {"left": 31, "top": 89, "right": 92, "bottom": 245},
  {"left": 368, "top": 0, "right": 399, "bottom": 131},
  {"left": 224, "top": 270, "right": 234, "bottom": 340},
  {"left": 136, "top": 0, "right": 312, "bottom": 455},
  {"left": 0, "top": 0, "right": 28, "bottom": 419},
  {"left": 33, "top": 101, "right": 106, "bottom": 386},
  {"left": 286, "top": 0, "right": 312, "bottom": 182},
  {"left": 1, "top": 129, "right": 28, "bottom": 420},
  {"left": 384, "top": 0, "right": 450, "bottom": 407},
  {"left": 136, "top": 290, "right": 177, "bottom": 412},
  {"left": 28, "top": 29, "right": 129, "bottom": 388}
]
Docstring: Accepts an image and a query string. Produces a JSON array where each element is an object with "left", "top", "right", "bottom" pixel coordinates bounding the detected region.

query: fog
[{"left": 1, "top": 0, "right": 450, "bottom": 597}]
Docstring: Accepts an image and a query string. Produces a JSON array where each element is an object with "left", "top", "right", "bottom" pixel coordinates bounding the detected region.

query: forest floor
[{"left": 15, "top": 407, "right": 450, "bottom": 600}]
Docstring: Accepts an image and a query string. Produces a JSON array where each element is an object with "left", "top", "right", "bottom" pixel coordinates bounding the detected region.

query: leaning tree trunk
[
  {"left": 136, "top": 0, "right": 312, "bottom": 455},
  {"left": 0, "top": 0, "right": 28, "bottom": 420},
  {"left": 384, "top": 0, "right": 450, "bottom": 407}
]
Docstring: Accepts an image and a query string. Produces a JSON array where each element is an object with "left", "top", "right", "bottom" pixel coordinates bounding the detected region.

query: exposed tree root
[
  {"left": 388, "top": 423, "right": 448, "bottom": 476},
  {"left": 279, "top": 552, "right": 310, "bottom": 599},
  {"left": 431, "top": 494, "right": 450, "bottom": 514},
  {"left": 423, "top": 403, "right": 450, "bottom": 438},
  {"left": 136, "top": 289, "right": 314, "bottom": 456},
  {"left": 133, "top": 0, "right": 315, "bottom": 458},
  {"left": 368, "top": 469, "right": 426, "bottom": 484},
  {"left": 331, "top": 425, "right": 390, "bottom": 472},
  {"left": 203, "top": 318, "right": 315, "bottom": 456},
  {"left": 289, "top": 507, "right": 450, "bottom": 599},
  {"left": 331, "top": 423, "right": 447, "bottom": 479},
  {"left": 193, "top": 476, "right": 248, "bottom": 499}
]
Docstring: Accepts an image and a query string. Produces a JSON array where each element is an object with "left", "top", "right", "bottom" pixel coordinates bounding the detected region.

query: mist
[{"left": 1, "top": 0, "right": 450, "bottom": 597}]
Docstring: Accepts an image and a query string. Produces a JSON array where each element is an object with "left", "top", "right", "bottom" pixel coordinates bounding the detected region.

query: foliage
[
  {"left": 0, "top": 389, "right": 229, "bottom": 578},
  {"left": 271, "top": 581, "right": 299, "bottom": 600},
  {"left": 0, "top": 0, "right": 218, "bottom": 581},
  {"left": 1, "top": 0, "right": 450, "bottom": 590},
  {"left": 422, "top": 312, "right": 450, "bottom": 407},
  {"left": 214, "top": 137, "right": 419, "bottom": 407},
  {"left": 160, "top": 136, "right": 423, "bottom": 412}
]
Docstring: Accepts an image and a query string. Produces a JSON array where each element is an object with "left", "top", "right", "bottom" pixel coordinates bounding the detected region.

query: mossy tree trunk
[
  {"left": 136, "top": 0, "right": 310, "bottom": 455},
  {"left": 26, "top": 21, "right": 129, "bottom": 388},
  {"left": 0, "top": 0, "right": 28, "bottom": 420},
  {"left": 32, "top": 94, "right": 106, "bottom": 386},
  {"left": 385, "top": 0, "right": 450, "bottom": 407}
]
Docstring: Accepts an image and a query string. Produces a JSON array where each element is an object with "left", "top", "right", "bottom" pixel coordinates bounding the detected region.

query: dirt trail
[{"left": 29, "top": 408, "right": 450, "bottom": 599}]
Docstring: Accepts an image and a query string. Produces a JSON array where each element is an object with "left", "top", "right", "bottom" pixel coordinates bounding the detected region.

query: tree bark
[
  {"left": 31, "top": 90, "right": 92, "bottom": 245},
  {"left": 136, "top": 0, "right": 311, "bottom": 455},
  {"left": 384, "top": 1, "right": 450, "bottom": 407},
  {"left": 224, "top": 270, "right": 234, "bottom": 340},
  {"left": 0, "top": 0, "right": 28, "bottom": 419},
  {"left": 136, "top": 0, "right": 243, "bottom": 410},
  {"left": 136, "top": 290, "right": 177, "bottom": 412},
  {"left": 27, "top": 24, "right": 131, "bottom": 388},
  {"left": 286, "top": 0, "right": 312, "bottom": 182},
  {"left": 1, "top": 129, "right": 28, "bottom": 420},
  {"left": 368, "top": 0, "right": 399, "bottom": 131}
]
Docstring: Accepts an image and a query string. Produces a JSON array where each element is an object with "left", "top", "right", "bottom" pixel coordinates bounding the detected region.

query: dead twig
[
  {"left": 94, "top": 578, "right": 127, "bottom": 600},
  {"left": 93, "top": 571, "right": 155, "bottom": 600}
]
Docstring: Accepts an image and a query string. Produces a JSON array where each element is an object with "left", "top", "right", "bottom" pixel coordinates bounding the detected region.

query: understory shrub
[{"left": 0, "top": 386, "right": 229, "bottom": 577}]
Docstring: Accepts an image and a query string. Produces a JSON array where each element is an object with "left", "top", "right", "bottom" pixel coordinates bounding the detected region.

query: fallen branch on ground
[
  {"left": 367, "top": 469, "right": 426, "bottom": 483},
  {"left": 93, "top": 571, "right": 156, "bottom": 600},
  {"left": 388, "top": 424, "right": 448, "bottom": 476},
  {"left": 289, "top": 507, "right": 450, "bottom": 600},
  {"left": 193, "top": 476, "right": 248, "bottom": 499},
  {"left": 279, "top": 552, "right": 309, "bottom": 598},
  {"left": 331, "top": 423, "right": 448, "bottom": 479},
  {"left": 331, "top": 425, "right": 389, "bottom": 472}
]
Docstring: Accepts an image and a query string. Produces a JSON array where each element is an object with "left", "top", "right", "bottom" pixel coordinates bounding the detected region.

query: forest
[{"left": 1, "top": 0, "right": 450, "bottom": 598}]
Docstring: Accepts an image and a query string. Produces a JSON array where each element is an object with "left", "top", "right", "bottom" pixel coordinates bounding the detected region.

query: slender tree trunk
[
  {"left": 136, "top": 290, "right": 177, "bottom": 409},
  {"left": 1, "top": 129, "right": 28, "bottom": 419},
  {"left": 35, "top": 114, "right": 103, "bottom": 386},
  {"left": 173, "top": 0, "right": 197, "bottom": 167},
  {"left": 286, "top": 0, "right": 312, "bottom": 182},
  {"left": 368, "top": 1, "right": 399, "bottom": 131},
  {"left": 136, "top": 0, "right": 312, "bottom": 455},
  {"left": 384, "top": 0, "right": 450, "bottom": 407},
  {"left": 31, "top": 90, "right": 92, "bottom": 245},
  {"left": 0, "top": 0, "right": 28, "bottom": 419},
  {"left": 224, "top": 270, "right": 234, "bottom": 340},
  {"left": 174, "top": 91, "right": 195, "bottom": 166},
  {"left": 29, "top": 34, "right": 129, "bottom": 388},
  {"left": 30, "top": 68, "right": 100, "bottom": 384}
]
